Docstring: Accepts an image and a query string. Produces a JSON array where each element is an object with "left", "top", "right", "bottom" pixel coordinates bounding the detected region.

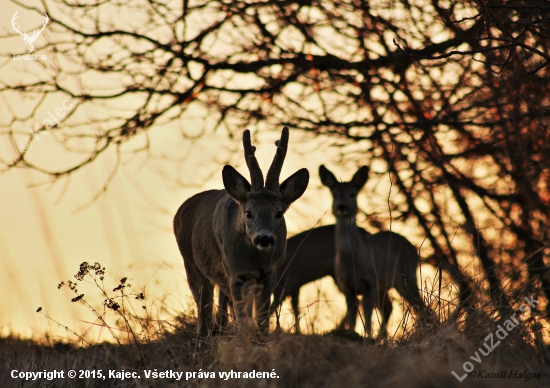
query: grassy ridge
[
  {"left": 2, "top": 262, "right": 548, "bottom": 387},
  {"left": 1, "top": 315, "right": 548, "bottom": 388}
]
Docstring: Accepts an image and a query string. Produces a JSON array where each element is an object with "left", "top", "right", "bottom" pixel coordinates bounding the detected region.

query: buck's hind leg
[{"left": 183, "top": 257, "right": 214, "bottom": 338}]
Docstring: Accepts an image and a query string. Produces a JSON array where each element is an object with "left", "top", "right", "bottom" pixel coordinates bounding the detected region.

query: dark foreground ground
[{"left": 1, "top": 314, "right": 549, "bottom": 388}]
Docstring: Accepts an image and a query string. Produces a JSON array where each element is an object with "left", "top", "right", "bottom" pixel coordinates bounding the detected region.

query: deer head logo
[{"left": 11, "top": 11, "right": 49, "bottom": 54}]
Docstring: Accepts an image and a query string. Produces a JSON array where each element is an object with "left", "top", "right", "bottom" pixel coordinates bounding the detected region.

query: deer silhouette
[{"left": 174, "top": 128, "right": 309, "bottom": 337}]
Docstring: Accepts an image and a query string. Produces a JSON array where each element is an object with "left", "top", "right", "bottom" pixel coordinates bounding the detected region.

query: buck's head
[
  {"left": 319, "top": 165, "right": 369, "bottom": 219},
  {"left": 222, "top": 127, "right": 309, "bottom": 251}
]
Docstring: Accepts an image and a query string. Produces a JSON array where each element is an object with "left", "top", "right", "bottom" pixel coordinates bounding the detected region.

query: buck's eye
[
  {"left": 245, "top": 211, "right": 253, "bottom": 219},
  {"left": 348, "top": 193, "right": 354, "bottom": 198},
  {"left": 276, "top": 211, "right": 283, "bottom": 219}
]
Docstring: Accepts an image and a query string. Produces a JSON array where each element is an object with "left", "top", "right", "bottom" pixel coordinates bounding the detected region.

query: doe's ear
[
  {"left": 280, "top": 168, "right": 309, "bottom": 205},
  {"left": 319, "top": 165, "right": 338, "bottom": 187},
  {"left": 222, "top": 165, "right": 251, "bottom": 203},
  {"left": 351, "top": 166, "right": 370, "bottom": 190}
]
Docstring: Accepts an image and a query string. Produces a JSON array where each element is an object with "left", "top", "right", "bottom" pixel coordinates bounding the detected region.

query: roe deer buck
[
  {"left": 271, "top": 224, "right": 372, "bottom": 332},
  {"left": 174, "top": 127, "right": 309, "bottom": 337},
  {"left": 319, "top": 165, "right": 434, "bottom": 337}
]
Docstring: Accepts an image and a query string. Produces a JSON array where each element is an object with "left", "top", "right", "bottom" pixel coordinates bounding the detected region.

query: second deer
[
  {"left": 271, "top": 224, "right": 372, "bottom": 333},
  {"left": 319, "top": 165, "right": 435, "bottom": 337}
]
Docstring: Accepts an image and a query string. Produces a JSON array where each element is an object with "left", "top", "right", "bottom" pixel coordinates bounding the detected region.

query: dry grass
[
  {"left": 1, "top": 318, "right": 549, "bottom": 388},
  {"left": 1, "top": 262, "right": 548, "bottom": 387}
]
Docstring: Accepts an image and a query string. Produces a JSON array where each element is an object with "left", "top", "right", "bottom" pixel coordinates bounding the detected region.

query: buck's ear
[
  {"left": 351, "top": 166, "right": 369, "bottom": 190},
  {"left": 319, "top": 165, "right": 337, "bottom": 187},
  {"left": 222, "top": 165, "right": 251, "bottom": 203},
  {"left": 280, "top": 168, "right": 309, "bottom": 205}
]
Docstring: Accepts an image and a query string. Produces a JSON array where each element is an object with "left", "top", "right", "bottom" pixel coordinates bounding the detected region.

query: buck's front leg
[
  {"left": 256, "top": 272, "right": 275, "bottom": 334},
  {"left": 214, "top": 288, "right": 232, "bottom": 332},
  {"left": 230, "top": 274, "right": 255, "bottom": 321}
]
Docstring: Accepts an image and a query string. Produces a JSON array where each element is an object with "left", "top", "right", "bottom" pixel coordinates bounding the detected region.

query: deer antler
[
  {"left": 243, "top": 130, "right": 264, "bottom": 191},
  {"left": 31, "top": 14, "right": 49, "bottom": 38},
  {"left": 265, "top": 127, "right": 289, "bottom": 191},
  {"left": 11, "top": 11, "right": 24, "bottom": 36}
]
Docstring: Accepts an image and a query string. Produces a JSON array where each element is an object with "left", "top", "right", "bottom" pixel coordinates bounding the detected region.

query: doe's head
[
  {"left": 319, "top": 165, "right": 369, "bottom": 219},
  {"left": 223, "top": 127, "right": 309, "bottom": 251}
]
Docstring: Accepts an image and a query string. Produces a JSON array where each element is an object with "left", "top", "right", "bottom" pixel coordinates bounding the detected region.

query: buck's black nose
[
  {"left": 254, "top": 235, "right": 275, "bottom": 249},
  {"left": 336, "top": 204, "right": 349, "bottom": 214}
]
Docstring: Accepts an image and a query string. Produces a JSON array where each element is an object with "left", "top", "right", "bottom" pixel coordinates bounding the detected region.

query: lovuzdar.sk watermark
[
  {"left": 13, "top": 53, "right": 47, "bottom": 61},
  {"left": 451, "top": 295, "right": 540, "bottom": 382},
  {"left": 11, "top": 11, "right": 49, "bottom": 61}
]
